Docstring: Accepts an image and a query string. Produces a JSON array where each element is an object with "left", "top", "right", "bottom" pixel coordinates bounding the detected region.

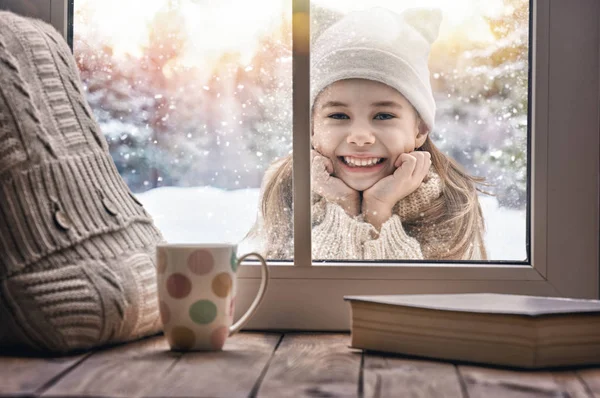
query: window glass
[
  {"left": 74, "top": 0, "right": 529, "bottom": 263},
  {"left": 74, "top": 0, "right": 293, "bottom": 257},
  {"left": 309, "top": 0, "right": 529, "bottom": 262}
]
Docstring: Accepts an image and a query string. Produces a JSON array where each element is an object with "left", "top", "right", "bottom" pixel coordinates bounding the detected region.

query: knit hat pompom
[{"left": 311, "top": 7, "right": 442, "bottom": 131}]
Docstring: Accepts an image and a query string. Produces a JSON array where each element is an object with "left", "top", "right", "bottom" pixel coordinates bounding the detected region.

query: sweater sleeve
[
  {"left": 312, "top": 201, "right": 376, "bottom": 260},
  {"left": 363, "top": 214, "right": 424, "bottom": 260},
  {"left": 394, "top": 169, "right": 443, "bottom": 221}
]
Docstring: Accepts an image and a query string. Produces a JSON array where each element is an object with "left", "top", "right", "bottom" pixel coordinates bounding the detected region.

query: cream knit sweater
[
  {"left": 258, "top": 161, "right": 484, "bottom": 261},
  {"left": 0, "top": 12, "right": 163, "bottom": 353}
]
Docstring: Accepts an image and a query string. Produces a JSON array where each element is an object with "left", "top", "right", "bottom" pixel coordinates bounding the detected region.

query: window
[
  {"left": 308, "top": 1, "right": 529, "bottom": 263},
  {"left": 39, "top": 0, "right": 600, "bottom": 329},
  {"left": 72, "top": 0, "right": 293, "bottom": 257}
]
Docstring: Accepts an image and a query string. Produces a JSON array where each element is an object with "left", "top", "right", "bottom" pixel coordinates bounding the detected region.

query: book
[{"left": 344, "top": 293, "right": 600, "bottom": 368}]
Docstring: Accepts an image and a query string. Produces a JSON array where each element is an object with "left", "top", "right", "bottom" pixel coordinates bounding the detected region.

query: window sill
[{"left": 237, "top": 262, "right": 542, "bottom": 281}]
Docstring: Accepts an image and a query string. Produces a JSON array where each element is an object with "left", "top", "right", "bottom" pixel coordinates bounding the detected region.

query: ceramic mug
[{"left": 156, "top": 243, "right": 269, "bottom": 351}]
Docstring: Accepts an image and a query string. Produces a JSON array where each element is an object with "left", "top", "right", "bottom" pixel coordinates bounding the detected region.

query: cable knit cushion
[{"left": 0, "top": 11, "right": 164, "bottom": 353}]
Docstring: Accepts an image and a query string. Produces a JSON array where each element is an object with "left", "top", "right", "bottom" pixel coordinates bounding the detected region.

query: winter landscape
[{"left": 74, "top": 0, "right": 529, "bottom": 262}]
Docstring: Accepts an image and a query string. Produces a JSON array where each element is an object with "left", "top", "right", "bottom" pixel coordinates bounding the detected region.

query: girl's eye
[
  {"left": 374, "top": 113, "right": 395, "bottom": 120},
  {"left": 328, "top": 113, "right": 349, "bottom": 120}
]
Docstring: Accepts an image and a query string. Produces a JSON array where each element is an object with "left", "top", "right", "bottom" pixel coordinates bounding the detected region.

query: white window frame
[{"left": 23, "top": 0, "right": 599, "bottom": 330}]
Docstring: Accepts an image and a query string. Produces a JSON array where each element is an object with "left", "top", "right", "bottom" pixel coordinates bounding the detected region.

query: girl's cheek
[
  {"left": 312, "top": 140, "right": 334, "bottom": 159},
  {"left": 317, "top": 135, "right": 339, "bottom": 152}
]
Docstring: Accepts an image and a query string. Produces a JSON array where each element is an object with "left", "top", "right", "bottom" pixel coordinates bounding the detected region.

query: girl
[{"left": 249, "top": 7, "right": 487, "bottom": 261}]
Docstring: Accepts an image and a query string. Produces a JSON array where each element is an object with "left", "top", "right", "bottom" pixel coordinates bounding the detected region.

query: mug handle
[{"left": 229, "top": 252, "right": 270, "bottom": 336}]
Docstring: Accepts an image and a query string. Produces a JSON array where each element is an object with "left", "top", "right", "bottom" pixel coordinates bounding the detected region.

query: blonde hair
[
  {"left": 250, "top": 156, "right": 294, "bottom": 259},
  {"left": 248, "top": 119, "right": 488, "bottom": 261},
  {"left": 409, "top": 136, "right": 488, "bottom": 260}
]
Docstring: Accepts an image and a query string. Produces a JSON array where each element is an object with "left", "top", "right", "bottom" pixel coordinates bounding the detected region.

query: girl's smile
[{"left": 337, "top": 154, "right": 387, "bottom": 174}]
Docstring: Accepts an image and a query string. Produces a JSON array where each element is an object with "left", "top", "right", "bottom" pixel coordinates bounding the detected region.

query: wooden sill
[{"left": 1, "top": 332, "right": 599, "bottom": 397}]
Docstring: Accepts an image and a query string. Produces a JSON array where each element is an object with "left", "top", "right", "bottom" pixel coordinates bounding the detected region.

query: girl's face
[{"left": 312, "top": 79, "right": 429, "bottom": 192}]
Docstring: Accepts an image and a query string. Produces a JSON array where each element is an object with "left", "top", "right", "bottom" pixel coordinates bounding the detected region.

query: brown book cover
[{"left": 344, "top": 294, "right": 600, "bottom": 368}]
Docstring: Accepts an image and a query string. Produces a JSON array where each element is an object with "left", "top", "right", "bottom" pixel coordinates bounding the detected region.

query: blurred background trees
[
  {"left": 75, "top": 0, "right": 529, "bottom": 209},
  {"left": 429, "top": 0, "right": 529, "bottom": 208}
]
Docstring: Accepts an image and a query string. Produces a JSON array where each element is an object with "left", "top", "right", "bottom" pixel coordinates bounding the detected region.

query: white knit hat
[{"left": 311, "top": 7, "right": 442, "bottom": 131}]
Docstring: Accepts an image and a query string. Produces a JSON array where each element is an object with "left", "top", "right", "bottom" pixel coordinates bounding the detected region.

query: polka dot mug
[{"left": 156, "top": 243, "right": 269, "bottom": 351}]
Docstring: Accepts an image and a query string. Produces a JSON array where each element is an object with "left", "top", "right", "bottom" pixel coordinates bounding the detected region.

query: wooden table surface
[{"left": 1, "top": 333, "right": 599, "bottom": 398}]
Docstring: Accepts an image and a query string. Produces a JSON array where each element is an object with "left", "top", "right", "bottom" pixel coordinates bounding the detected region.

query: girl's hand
[
  {"left": 312, "top": 150, "right": 360, "bottom": 217},
  {"left": 362, "top": 151, "right": 431, "bottom": 229}
]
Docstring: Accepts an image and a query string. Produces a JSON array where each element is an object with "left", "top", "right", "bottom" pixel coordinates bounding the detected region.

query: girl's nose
[{"left": 347, "top": 127, "right": 376, "bottom": 146}]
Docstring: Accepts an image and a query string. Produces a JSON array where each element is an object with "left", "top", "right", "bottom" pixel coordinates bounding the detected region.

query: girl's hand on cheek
[
  {"left": 362, "top": 151, "right": 431, "bottom": 230},
  {"left": 311, "top": 150, "right": 360, "bottom": 217}
]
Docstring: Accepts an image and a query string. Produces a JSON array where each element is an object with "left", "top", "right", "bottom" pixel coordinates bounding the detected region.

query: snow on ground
[
  {"left": 478, "top": 195, "right": 527, "bottom": 261},
  {"left": 137, "top": 188, "right": 527, "bottom": 261}
]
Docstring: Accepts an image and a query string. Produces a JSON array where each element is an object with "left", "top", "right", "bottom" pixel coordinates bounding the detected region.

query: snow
[
  {"left": 138, "top": 186, "right": 260, "bottom": 250},
  {"left": 478, "top": 195, "right": 527, "bottom": 261},
  {"left": 137, "top": 187, "right": 527, "bottom": 262}
]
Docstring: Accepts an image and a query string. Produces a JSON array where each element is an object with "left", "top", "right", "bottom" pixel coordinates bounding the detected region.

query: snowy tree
[
  {"left": 238, "top": 14, "right": 293, "bottom": 186},
  {"left": 138, "top": 0, "right": 189, "bottom": 189},
  {"left": 475, "top": 0, "right": 529, "bottom": 208},
  {"left": 75, "top": 38, "right": 160, "bottom": 191},
  {"left": 76, "top": 0, "right": 197, "bottom": 192},
  {"left": 431, "top": 0, "right": 529, "bottom": 209}
]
